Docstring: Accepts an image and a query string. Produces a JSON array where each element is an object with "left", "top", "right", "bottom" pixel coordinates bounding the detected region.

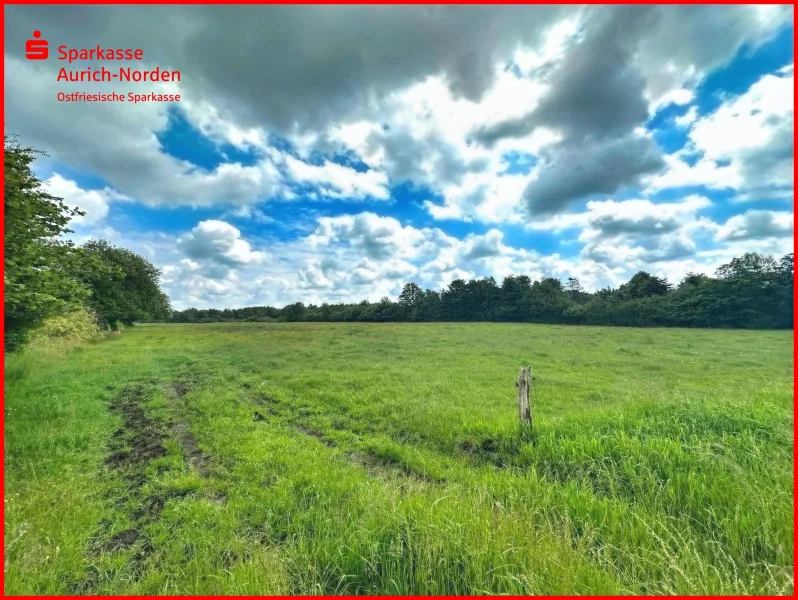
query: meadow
[{"left": 4, "top": 322, "right": 794, "bottom": 595}]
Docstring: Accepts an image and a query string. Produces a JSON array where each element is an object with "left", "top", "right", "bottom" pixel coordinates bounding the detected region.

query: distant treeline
[{"left": 167, "top": 252, "right": 794, "bottom": 329}]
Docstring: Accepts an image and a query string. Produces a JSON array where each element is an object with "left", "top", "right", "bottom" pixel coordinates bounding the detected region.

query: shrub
[{"left": 27, "top": 307, "right": 103, "bottom": 350}]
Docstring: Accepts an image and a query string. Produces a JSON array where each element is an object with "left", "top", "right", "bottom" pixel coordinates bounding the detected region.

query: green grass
[{"left": 4, "top": 322, "right": 794, "bottom": 595}]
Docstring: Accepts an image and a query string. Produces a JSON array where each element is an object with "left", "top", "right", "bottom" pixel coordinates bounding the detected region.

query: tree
[
  {"left": 715, "top": 252, "right": 779, "bottom": 280},
  {"left": 417, "top": 289, "right": 442, "bottom": 321},
  {"left": 77, "top": 239, "right": 172, "bottom": 326},
  {"left": 464, "top": 277, "right": 500, "bottom": 321},
  {"left": 398, "top": 282, "right": 424, "bottom": 320},
  {"left": 398, "top": 282, "right": 423, "bottom": 307},
  {"left": 441, "top": 279, "right": 468, "bottom": 321},
  {"left": 282, "top": 302, "right": 306, "bottom": 322},
  {"left": 4, "top": 135, "right": 89, "bottom": 349},
  {"left": 565, "top": 277, "right": 589, "bottom": 304},
  {"left": 679, "top": 272, "right": 712, "bottom": 288},
  {"left": 499, "top": 275, "right": 531, "bottom": 321},
  {"left": 710, "top": 252, "right": 788, "bottom": 328},
  {"left": 566, "top": 277, "right": 583, "bottom": 293},
  {"left": 373, "top": 296, "right": 399, "bottom": 322},
  {"left": 527, "top": 277, "right": 567, "bottom": 322},
  {"left": 776, "top": 254, "right": 794, "bottom": 328},
  {"left": 619, "top": 271, "right": 672, "bottom": 300},
  {"left": 320, "top": 303, "right": 332, "bottom": 320}
]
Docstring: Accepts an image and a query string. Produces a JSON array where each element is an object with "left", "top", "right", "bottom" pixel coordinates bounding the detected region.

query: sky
[{"left": 4, "top": 5, "right": 794, "bottom": 310}]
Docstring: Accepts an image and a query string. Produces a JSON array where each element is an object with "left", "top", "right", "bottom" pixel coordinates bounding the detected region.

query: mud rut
[
  {"left": 251, "top": 391, "right": 443, "bottom": 484},
  {"left": 70, "top": 378, "right": 503, "bottom": 593},
  {"left": 70, "top": 381, "right": 216, "bottom": 593}
]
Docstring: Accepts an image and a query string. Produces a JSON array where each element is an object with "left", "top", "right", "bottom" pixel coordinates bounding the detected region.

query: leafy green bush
[{"left": 27, "top": 307, "right": 103, "bottom": 350}]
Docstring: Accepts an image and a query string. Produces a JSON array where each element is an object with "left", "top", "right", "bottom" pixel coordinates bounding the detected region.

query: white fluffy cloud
[
  {"left": 715, "top": 210, "right": 793, "bottom": 242},
  {"left": 177, "top": 220, "right": 267, "bottom": 269},
  {"left": 302, "top": 212, "right": 665, "bottom": 297},
  {"left": 691, "top": 71, "right": 793, "bottom": 189},
  {"left": 524, "top": 195, "right": 718, "bottom": 268},
  {"left": 44, "top": 174, "right": 130, "bottom": 225},
  {"left": 648, "top": 67, "right": 794, "bottom": 198},
  {"left": 632, "top": 5, "right": 791, "bottom": 111},
  {"left": 282, "top": 154, "right": 390, "bottom": 201},
  {"left": 425, "top": 171, "right": 532, "bottom": 224},
  {"left": 307, "top": 213, "right": 449, "bottom": 261}
]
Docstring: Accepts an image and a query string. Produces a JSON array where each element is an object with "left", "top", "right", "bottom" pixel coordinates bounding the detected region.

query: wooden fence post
[{"left": 516, "top": 366, "right": 532, "bottom": 428}]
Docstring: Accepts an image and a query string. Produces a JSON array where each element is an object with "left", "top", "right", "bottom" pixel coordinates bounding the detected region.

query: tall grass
[{"left": 4, "top": 322, "right": 794, "bottom": 594}]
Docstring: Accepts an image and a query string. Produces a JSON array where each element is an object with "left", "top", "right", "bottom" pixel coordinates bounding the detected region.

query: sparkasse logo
[
  {"left": 26, "top": 30, "right": 182, "bottom": 104},
  {"left": 25, "top": 30, "right": 48, "bottom": 60}
]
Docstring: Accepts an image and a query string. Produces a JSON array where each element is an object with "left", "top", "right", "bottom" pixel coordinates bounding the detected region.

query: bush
[
  {"left": 27, "top": 307, "right": 103, "bottom": 350},
  {"left": 4, "top": 330, "right": 29, "bottom": 353}
]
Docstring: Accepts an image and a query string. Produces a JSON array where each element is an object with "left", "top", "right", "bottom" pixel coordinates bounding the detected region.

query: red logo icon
[{"left": 26, "top": 30, "right": 48, "bottom": 60}]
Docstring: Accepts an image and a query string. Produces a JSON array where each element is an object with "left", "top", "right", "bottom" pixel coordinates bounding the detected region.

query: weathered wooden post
[{"left": 516, "top": 366, "right": 532, "bottom": 428}]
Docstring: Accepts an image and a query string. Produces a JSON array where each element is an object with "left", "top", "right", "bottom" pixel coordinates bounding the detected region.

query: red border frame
[{"left": 1, "top": 1, "right": 795, "bottom": 598}]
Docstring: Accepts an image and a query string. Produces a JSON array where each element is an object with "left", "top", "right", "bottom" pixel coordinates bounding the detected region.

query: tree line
[
  {"left": 168, "top": 252, "right": 793, "bottom": 330},
  {"left": 4, "top": 135, "right": 172, "bottom": 350}
]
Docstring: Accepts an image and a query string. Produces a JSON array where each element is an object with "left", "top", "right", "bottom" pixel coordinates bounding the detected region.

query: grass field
[{"left": 4, "top": 322, "right": 794, "bottom": 595}]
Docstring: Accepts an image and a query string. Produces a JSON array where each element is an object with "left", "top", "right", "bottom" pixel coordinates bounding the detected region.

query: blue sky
[{"left": 5, "top": 5, "right": 794, "bottom": 309}]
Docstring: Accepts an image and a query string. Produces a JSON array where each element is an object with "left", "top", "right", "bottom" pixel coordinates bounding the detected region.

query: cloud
[
  {"left": 282, "top": 154, "right": 390, "bottom": 200},
  {"left": 648, "top": 67, "right": 794, "bottom": 198},
  {"left": 425, "top": 170, "right": 531, "bottom": 224},
  {"left": 583, "top": 196, "right": 712, "bottom": 240},
  {"left": 307, "top": 212, "right": 452, "bottom": 261},
  {"left": 716, "top": 210, "right": 793, "bottom": 242},
  {"left": 221, "top": 204, "right": 274, "bottom": 224},
  {"left": 524, "top": 195, "right": 717, "bottom": 267},
  {"left": 636, "top": 4, "right": 792, "bottom": 108},
  {"left": 75, "top": 200, "right": 792, "bottom": 313},
  {"left": 6, "top": 5, "right": 790, "bottom": 220},
  {"left": 5, "top": 5, "right": 793, "bottom": 234},
  {"left": 474, "top": 7, "right": 668, "bottom": 216},
  {"left": 323, "top": 72, "right": 548, "bottom": 194},
  {"left": 8, "top": 5, "right": 789, "bottom": 135},
  {"left": 496, "top": 7, "right": 655, "bottom": 145},
  {"left": 462, "top": 229, "right": 506, "bottom": 260},
  {"left": 5, "top": 54, "right": 390, "bottom": 210},
  {"left": 471, "top": 5, "right": 792, "bottom": 145},
  {"left": 154, "top": 5, "right": 571, "bottom": 130},
  {"left": 177, "top": 220, "right": 267, "bottom": 269},
  {"left": 690, "top": 71, "right": 793, "bottom": 188},
  {"left": 523, "top": 134, "right": 665, "bottom": 215},
  {"left": 161, "top": 259, "right": 263, "bottom": 307},
  {"left": 44, "top": 174, "right": 130, "bottom": 225},
  {"left": 297, "top": 258, "right": 339, "bottom": 290},
  {"left": 4, "top": 5, "right": 575, "bottom": 136},
  {"left": 306, "top": 215, "right": 541, "bottom": 294},
  {"left": 674, "top": 106, "right": 698, "bottom": 128},
  {"left": 466, "top": 5, "right": 791, "bottom": 218},
  {"left": 582, "top": 237, "right": 698, "bottom": 266}
]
